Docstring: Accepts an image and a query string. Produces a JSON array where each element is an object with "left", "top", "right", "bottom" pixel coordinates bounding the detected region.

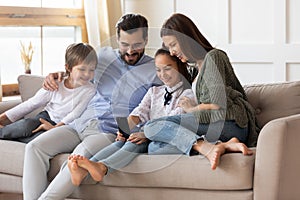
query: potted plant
[{"left": 20, "top": 41, "right": 34, "bottom": 74}]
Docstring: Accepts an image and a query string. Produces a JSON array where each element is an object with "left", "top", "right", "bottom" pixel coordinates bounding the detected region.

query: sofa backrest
[
  {"left": 244, "top": 81, "right": 300, "bottom": 128},
  {"left": 18, "top": 74, "right": 45, "bottom": 118},
  {"left": 18, "top": 74, "right": 44, "bottom": 101},
  {"left": 18, "top": 74, "right": 300, "bottom": 142}
]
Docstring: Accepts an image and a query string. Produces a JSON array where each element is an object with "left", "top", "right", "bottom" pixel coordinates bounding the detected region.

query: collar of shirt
[{"left": 165, "top": 81, "right": 184, "bottom": 93}]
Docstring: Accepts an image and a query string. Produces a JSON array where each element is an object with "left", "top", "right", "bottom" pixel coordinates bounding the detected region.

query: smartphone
[{"left": 116, "top": 117, "right": 131, "bottom": 139}]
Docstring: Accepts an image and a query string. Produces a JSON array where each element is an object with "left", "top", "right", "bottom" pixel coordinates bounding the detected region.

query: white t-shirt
[
  {"left": 192, "top": 73, "right": 199, "bottom": 96},
  {"left": 6, "top": 79, "right": 96, "bottom": 125}
]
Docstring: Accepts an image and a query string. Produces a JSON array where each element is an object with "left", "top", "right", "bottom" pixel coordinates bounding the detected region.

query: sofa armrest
[
  {"left": 0, "top": 100, "right": 22, "bottom": 125},
  {"left": 253, "top": 114, "right": 300, "bottom": 200},
  {"left": 0, "top": 100, "right": 22, "bottom": 114}
]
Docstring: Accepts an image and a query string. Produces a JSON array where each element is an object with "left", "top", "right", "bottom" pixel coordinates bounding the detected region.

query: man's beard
[{"left": 120, "top": 50, "right": 144, "bottom": 65}]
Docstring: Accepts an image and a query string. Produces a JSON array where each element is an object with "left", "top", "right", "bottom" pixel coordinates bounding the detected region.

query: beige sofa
[{"left": 1, "top": 74, "right": 300, "bottom": 200}]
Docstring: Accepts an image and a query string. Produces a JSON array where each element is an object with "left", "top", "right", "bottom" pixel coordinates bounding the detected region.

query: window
[{"left": 0, "top": 0, "right": 87, "bottom": 97}]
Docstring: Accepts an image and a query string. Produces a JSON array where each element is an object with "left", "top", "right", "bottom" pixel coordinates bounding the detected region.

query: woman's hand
[
  {"left": 43, "top": 72, "right": 65, "bottom": 91},
  {"left": 198, "top": 103, "right": 220, "bottom": 110},
  {"left": 115, "top": 131, "right": 127, "bottom": 142},
  {"left": 179, "top": 96, "right": 221, "bottom": 113},
  {"left": 32, "top": 118, "right": 55, "bottom": 133},
  {"left": 178, "top": 96, "right": 197, "bottom": 113},
  {"left": 128, "top": 132, "right": 148, "bottom": 145}
]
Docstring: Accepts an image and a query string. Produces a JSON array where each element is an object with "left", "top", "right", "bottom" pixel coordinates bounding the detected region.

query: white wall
[{"left": 122, "top": 0, "right": 300, "bottom": 85}]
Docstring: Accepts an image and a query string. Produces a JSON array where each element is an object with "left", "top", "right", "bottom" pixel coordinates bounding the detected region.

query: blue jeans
[
  {"left": 144, "top": 113, "right": 248, "bottom": 155},
  {"left": 90, "top": 140, "right": 148, "bottom": 173},
  {"left": 0, "top": 111, "right": 56, "bottom": 143}
]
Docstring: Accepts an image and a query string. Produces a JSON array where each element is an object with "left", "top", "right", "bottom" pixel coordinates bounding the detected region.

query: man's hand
[
  {"left": 32, "top": 118, "right": 55, "bottom": 133},
  {"left": 43, "top": 72, "right": 65, "bottom": 91}
]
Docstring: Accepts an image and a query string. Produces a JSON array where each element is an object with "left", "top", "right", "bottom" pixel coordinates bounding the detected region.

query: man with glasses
[{"left": 23, "top": 14, "right": 161, "bottom": 200}]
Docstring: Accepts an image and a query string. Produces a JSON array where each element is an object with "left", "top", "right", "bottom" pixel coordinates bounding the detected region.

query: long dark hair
[
  {"left": 160, "top": 13, "right": 214, "bottom": 62},
  {"left": 155, "top": 48, "right": 192, "bottom": 89}
]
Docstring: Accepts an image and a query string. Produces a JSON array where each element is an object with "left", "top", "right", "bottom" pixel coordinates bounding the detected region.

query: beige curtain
[{"left": 84, "top": 0, "right": 122, "bottom": 48}]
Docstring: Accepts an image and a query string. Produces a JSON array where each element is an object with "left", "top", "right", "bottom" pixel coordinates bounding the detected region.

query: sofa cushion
[
  {"left": 48, "top": 154, "right": 69, "bottom": 181},
  {"left": 100, "top": 153, "right": 254, "bottom": 190},
  {"left": 0, "top": 142, "right": 255, "bottom": 191},
  {"left": 0, "top": 140, "right": 25, "bottom": 177},
  {"left": 46, "top": 152, "right": 255, "bottom": 190},
  {"left": 245, "top": 81, "right": 300, "bottom": 128},
  {"left": 0, "top": 139, "right": 70, "bottom": 182}
]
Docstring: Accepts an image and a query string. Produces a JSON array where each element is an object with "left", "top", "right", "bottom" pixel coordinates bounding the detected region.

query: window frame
[{"left": 0, "top": 5, "right": 87, "bottom": 97}]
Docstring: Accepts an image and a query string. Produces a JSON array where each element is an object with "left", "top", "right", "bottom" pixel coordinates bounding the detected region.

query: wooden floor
[
  {"left": 0, "top": 193, "right": 22, "bottom": 200},
  {"left": 0, "top": 193, "right": 81, "bottom": 200}
]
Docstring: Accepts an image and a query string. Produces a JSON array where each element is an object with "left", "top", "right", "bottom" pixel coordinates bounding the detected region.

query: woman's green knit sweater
[{"left": 193, "top": 49, "right": 259, "bottom": 146}]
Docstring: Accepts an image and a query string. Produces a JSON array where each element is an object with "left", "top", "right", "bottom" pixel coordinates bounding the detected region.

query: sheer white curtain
[{"left": 84, "top": 0, "right": 122, "bottom": 48}]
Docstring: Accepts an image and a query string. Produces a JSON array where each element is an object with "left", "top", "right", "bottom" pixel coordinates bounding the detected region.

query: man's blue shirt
[{"left": 69, "top": 46, "right": 162, "bottom": 134}]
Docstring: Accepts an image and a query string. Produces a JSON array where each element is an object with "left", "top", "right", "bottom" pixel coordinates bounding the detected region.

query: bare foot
[
  {"left": 224, "top": 137, "right": 253, "bottom": 155},
  {"left": 193, "top": 140, "right": 225, "bottom": 170},
  {"left": 206, "top": 144, "right": 226, "bottom": 170},
  {"left": 67, "top": 155, "right": 88, "bottom": 186},
  {"left": 76, "top": 156, "right": 108, "bottom": 182},
  {"left": 193, "top": 138, "right": 253, "bottom": 170},
  {"left": 203, "top": 143, "right": 226, "bottom": 170}
]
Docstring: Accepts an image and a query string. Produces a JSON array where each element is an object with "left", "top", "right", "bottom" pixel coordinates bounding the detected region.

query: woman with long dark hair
[{"left": 144, "top": 13, "right": 259, "bottom": 170}]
